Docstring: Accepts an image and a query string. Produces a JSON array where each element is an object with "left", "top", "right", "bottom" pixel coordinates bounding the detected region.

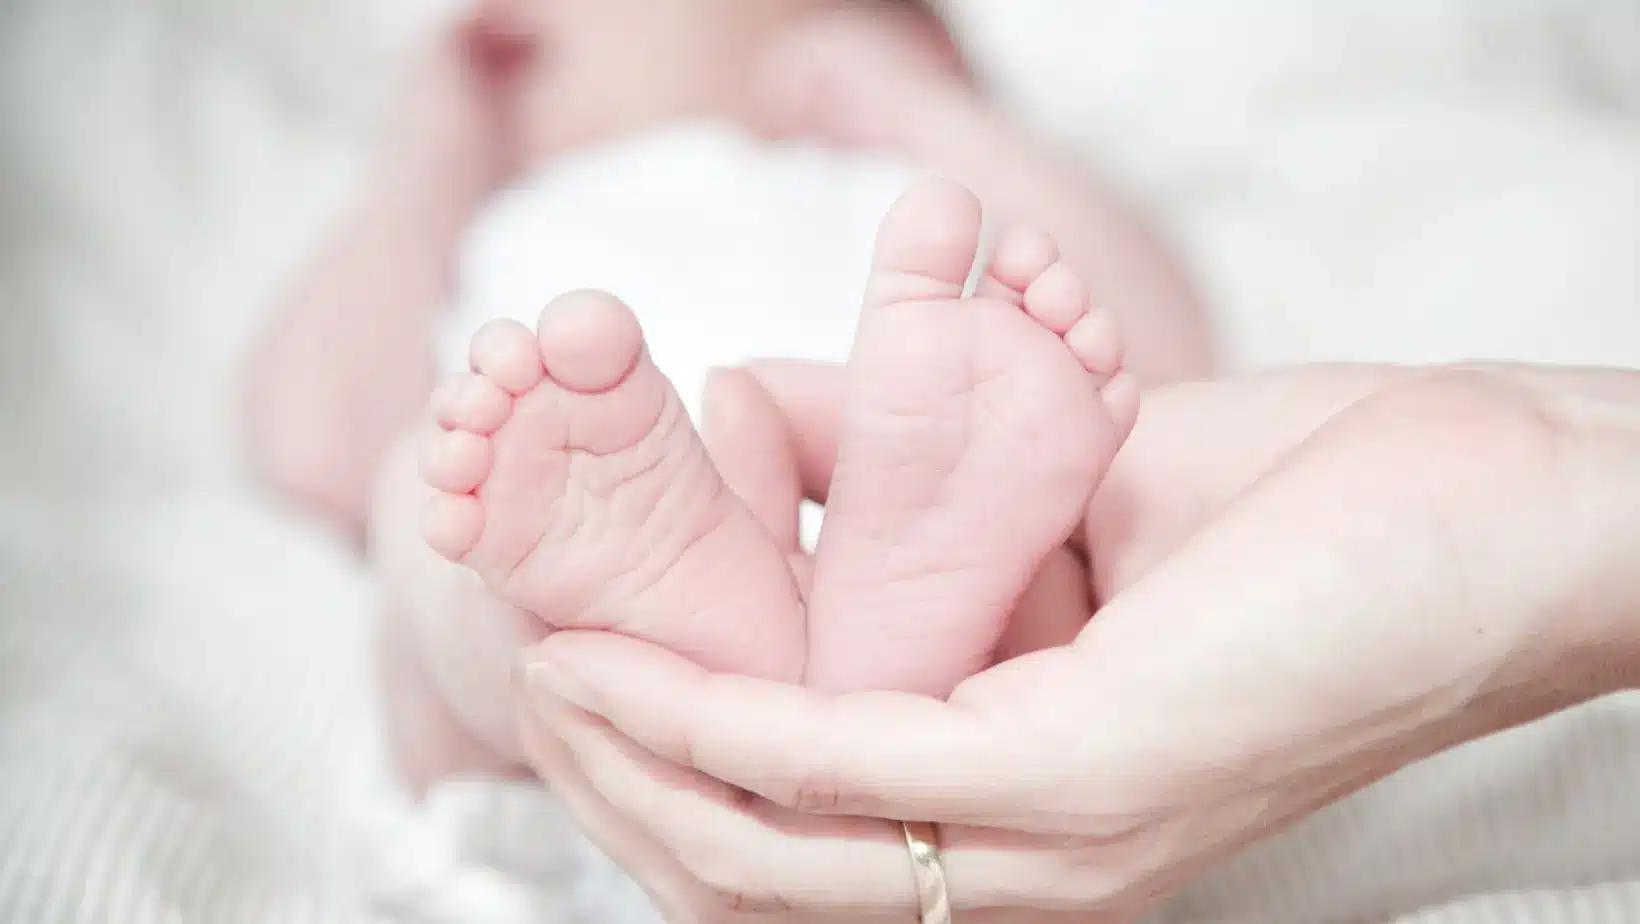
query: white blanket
[{"left": 3, "top": 1, "right": 1639, "bottom": 922}]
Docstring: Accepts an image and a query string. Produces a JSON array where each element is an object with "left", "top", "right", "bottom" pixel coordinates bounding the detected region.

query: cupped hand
[{"left": 515, "top": 362, "right": 1638, "bottom": 922}]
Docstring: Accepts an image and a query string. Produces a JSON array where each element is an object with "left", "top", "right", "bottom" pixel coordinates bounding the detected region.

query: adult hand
[{"left": 515, "top": 362, "right": 1640, "bottom": 922}]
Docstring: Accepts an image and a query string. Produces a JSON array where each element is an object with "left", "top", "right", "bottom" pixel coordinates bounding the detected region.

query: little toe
[
  {"left": 1100, "top": 371, "right": 1141, "bottom": 440},
  {"left": 419, "top": 430, "right": 493, "bottom": 494},
  {"left": 423, "top": 492, "right": 486, "bottom": 562},
  {"left": 470, "top": 319, "right": 545, "bottom": 395},
  {"left": 978, "top": 226, "right": 1059, "bottom": 304},
  {"left": 537, "top": 290, "right": 645, "bottom": 394},
  {"left": 1065, "top": 310, "right": 1125, "bottom": 381},
  {"left": 865, "top": 178, "right": 983, "bottom": 309},
  {"left": 433, "top": 374, "right": 512, "bottom": 434},
  {"left": 1022, "top": 262, "right": 1091, "bottom": 335}
]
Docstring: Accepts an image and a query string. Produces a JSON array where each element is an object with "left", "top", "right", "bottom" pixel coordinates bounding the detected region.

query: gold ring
[{"left": 902, "top": 820, "right": 952, "bottom": 924}]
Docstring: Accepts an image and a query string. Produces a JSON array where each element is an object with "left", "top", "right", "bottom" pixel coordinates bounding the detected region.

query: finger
[
  {"left": 1083, "top": 365, "right": 1411, "bottom": 596},
  {"left": 534, "top": 694, "right": 1149, "bottom": 917},
  {"left": 993, "top": 545, "right": 1094, "bottom": 662},
  {"left": 513, "top": 699, "right": 691, "bottom": 917},
  {"left": 701, "top": 368, "right": 803, "bottom": 552},
  {"left": 539, "top": 695, "right": 923, "bottom": 916},
  {"left": 741, "top": 360, "right": 844, "bottom": 503},
  {"left": 518, "top": 696, "right": 868, "bottom": 923},
  {"left": 523, "top": 631, "right": 1125, "bottom": 831}
]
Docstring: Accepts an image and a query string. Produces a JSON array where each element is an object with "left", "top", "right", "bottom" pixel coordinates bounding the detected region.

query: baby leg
[
  {"left": 805, "top": 180, "right": 1136, "bottom": 696},
  {"left": 757, "top": 16, "right": 1213, "bottom": 383}
]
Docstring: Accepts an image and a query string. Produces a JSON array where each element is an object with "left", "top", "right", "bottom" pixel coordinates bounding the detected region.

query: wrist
[
  {"left": 1551, "top": 370, "right": 1640, "bottom": 694},
  {"left": 1499, "top": 366, "right": 1640, "bottom": 700}
]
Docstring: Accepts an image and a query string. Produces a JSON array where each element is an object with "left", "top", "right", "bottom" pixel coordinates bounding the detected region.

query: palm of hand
[{"left": 520, "top": 365, "right": 1584, "bottom": 922}]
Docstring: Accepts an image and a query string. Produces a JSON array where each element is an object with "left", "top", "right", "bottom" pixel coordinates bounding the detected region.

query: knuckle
[
  {"left": 706, "top": 885, "right": 792, "bottom": 917},
  {"left": 779, "top": 749, "right": 862, "bottom": 813},
  {"left": 1321, "top": 367, "right": 1575, "bottom": 531},
  {"left": 1373, "top": 368, "right": 1566, "bottom": 473},
  {"left": 788, "top": 775, "right": 846, "bottom": 813}
]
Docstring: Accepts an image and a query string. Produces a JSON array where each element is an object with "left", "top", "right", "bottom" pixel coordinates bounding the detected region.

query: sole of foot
[
  {"left": 806, "top": 179, "right": 1138, "bottom": 697},
  {"left": 418, "top": 289, "right": 806, "bottom": 681}
]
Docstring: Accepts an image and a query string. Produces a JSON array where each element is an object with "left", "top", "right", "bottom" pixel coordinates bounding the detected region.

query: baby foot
[
  {"left": 805, "top": 179, "right": 1138, "bottom": 696},
  {"left": 419, "top": 290, "right": 806, "bottom": 681}
]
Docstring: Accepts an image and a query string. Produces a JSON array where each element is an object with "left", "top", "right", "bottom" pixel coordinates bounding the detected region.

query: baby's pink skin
[
  {"left": 494, "top": 0, "right": 868, "bottom": 160},
  {"left": 270, "top": 0, "right": 1201, "bottom": 787},
  {"left": 243, "top": 0, "right": 951, "bottom": 536},
  {"left": 411, "top": 180, "right": 1133, "bottom": 751},
  {"left": 804, "top": 179, "right": 1137, "bottom": 697},
  {"left": 754, "top": 9, "right": 1215, "bottom": 385},
  {"left": 419, "top": 290, "right": 810, "bottom": 684}
]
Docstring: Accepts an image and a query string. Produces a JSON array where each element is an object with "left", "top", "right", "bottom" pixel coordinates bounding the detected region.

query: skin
[
  {"left": 390, "top": 180, "right": 1136, "bottom": 793},
  {"left": 513, "top": 361, "right": 1640, "bottom": 923},
  {"left": 241, "top": 13, "right": 526, "bottom": 532},
  {"left": 756, "top": 10, "right": 1214, "bottom": 386},
  {"left": 237, "top": 0, "right": 881, "bottom": 536},
  {"left": 245, "top": 0, "right": 1212, "bottom": 797},
  {"left": 241, "top": 0, "right": 1211, "bottom": 539}
]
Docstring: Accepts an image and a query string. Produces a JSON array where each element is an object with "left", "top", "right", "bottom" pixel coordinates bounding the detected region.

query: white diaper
[{"left": 443, "top": 122, "right": 916, "bottom": 417}]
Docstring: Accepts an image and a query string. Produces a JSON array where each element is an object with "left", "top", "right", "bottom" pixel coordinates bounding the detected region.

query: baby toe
[
  {"left": 537, "top": 290, "right": 646, "bottom": 394},
  {"left": 423, "top": 492, "right": 486, "bottom": 562},
  {"left": 1064, "top": 309, "right": 1124, "bottom": 381},
  {"left": 470, "top": 319, "right": 545, "bottom": 395},
  {"left": 433, "top": 374, "right": 513, "bottom": 434},
  {"left": 1100, "top": 371, "right": 1140, "bottom": 440},
  {"left": 1022, "top": 261, "right": 1091, "bottom": 335},
  {"left": 981, "top": 225, "right": 1059, "bottom": 302},
  {"left": 866, "top": 179, "right": 983, "bottom": 309},
  {"left": 419, "top": 429, "right": 493, "bottom": 494}
]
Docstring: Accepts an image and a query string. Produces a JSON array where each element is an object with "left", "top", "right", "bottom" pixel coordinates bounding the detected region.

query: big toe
[
  {"left": 537, "top": 289, "right": 646, "bottom": 394},
  {"left": 865, "top": 179, "right": 983, "bottom": 309}
]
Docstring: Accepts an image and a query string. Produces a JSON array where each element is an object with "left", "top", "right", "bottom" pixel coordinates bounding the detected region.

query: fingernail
[{"left": 524, "top": 657, "right": 601, "bottom": 715}]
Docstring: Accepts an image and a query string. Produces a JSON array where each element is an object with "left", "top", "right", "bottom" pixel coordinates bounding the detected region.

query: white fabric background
[{"left": 2, "top": 1, "right": 1638, "bottom": 921}]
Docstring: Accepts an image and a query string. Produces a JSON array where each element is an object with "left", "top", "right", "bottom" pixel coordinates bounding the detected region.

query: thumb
[
  {"left": 701, "top": 368, "right": 803, "bottom": 551},
  {"left": 742, "top": 360, "right": 845, "bottom": 503}
]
